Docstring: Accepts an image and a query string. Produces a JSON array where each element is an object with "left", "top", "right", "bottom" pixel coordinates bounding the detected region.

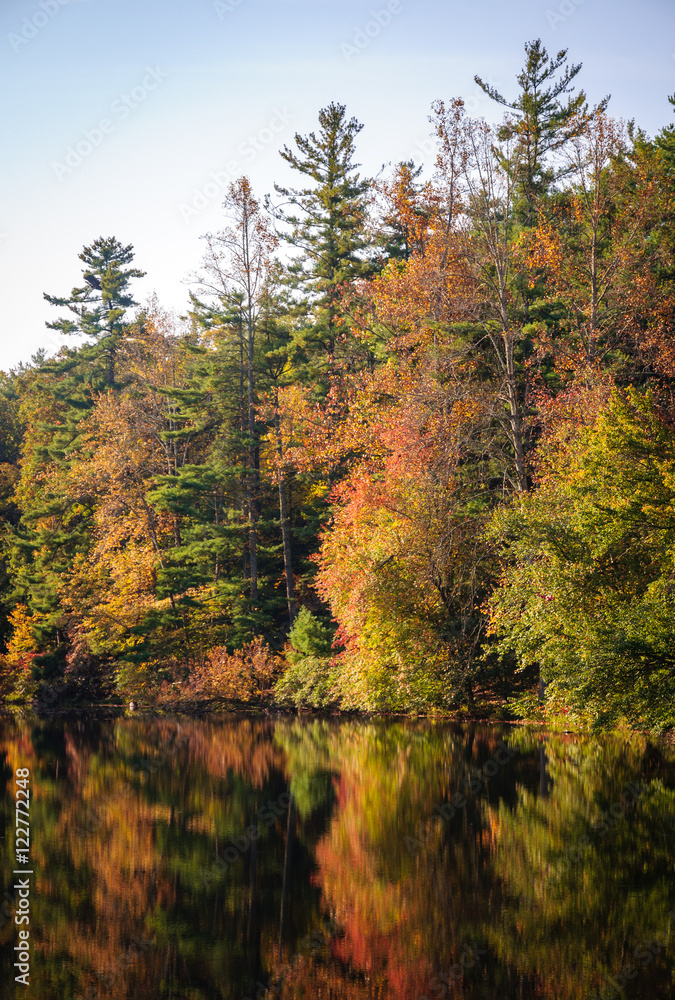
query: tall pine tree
[
  {"left": 475, "top": 39, "right": 609, "bottom": 227},
  {"left": 9, "top": 238, "right": 145, "bottom": 687},
  {"left": 44, "top": 236, "right": 146, "bottom": 388},
  {"left": 269, "top": 102, "right": 373, "bottom": 357}
]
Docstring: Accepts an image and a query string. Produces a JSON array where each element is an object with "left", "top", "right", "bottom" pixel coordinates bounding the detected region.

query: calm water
[{"left": 0, "top": 715, "right": 674, "bottom": 999}]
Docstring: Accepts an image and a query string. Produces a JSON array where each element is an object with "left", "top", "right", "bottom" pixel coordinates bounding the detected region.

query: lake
[{"left": 0, "top": 716, "right": 674, "bottom": 999}]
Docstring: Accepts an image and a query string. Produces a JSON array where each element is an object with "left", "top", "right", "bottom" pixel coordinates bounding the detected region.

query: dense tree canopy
[{"left": 1, "top": 41, "right": 675, "bottom": 731}]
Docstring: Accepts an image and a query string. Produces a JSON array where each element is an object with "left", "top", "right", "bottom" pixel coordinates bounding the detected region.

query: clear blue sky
[{"left": 1, "top": 0, "right": 674, "bottom": 369}]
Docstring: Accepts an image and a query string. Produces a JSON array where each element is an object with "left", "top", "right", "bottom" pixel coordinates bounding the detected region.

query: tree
[
  {"left": 425, "top": 100, "right": 530, "bottom": 490},
  {"left": 59, "top": 308, "right": 208, "bottom": 682},
  {"left": 258, "top": 293, "right": 302, "bottom": 625},
  {"left": 6, "top": 240, "right": 146, "bottom": 692},
  {"left": 193, "top": 178, "right": 278, "bottom": 605},
  {"left": 488, "top": 389, "right": 675, "bottom": 732},
  {"left": 269, "top": 102, "right": 373, "bottom": 357},
  {"left": 372, "top": 160, "right": 438, "bottom": 265},
  {"left": 274, "top": 608, "right": 336, "bottom": 708},
  {"left": 0, "top": 373, "right": 23, "bottom": 651},
  {"left": 475, "top": 39, "right": 609, "bottom": 228},
  {"left": 44, "top": 236, "right": 145, "bottom": 387},
  {"left": 523, "top": 109, "right": 675, "bottom": 375},
  {"left": 306, "top": 358, "right": 497, "bottom": 711}
]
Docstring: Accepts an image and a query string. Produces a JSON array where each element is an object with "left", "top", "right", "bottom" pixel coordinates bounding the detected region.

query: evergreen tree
[
  {"left": 651, "top": 95, "right": 675, "bottom": 288},
  {"left": 180, "top": 279, "right": 307, "bottom": 645},
  {"left": 268, "top": 102, "right": 373, "bottom": 357},
  {"left": 44, "top": 236, "right": 145, "bottom": 387},
  {"left": 0, "top": 373, "right": 23, "bottom": 651},
  {"left": 475, "top": 39, "right": 609, "bottom": 227},
  {"left": 191, "top": 178, "right": 278, "bottom": 609},
  {"left": 8, "top": 239, "right": 145, "bottom": 687},
  {"left": 147, "top": 304, "right": 268, "bottom": 652}
]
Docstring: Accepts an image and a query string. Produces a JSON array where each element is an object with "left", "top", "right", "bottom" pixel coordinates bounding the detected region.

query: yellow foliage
[
  {"left": 6, "top": 604, "right": 39, "bottom": 668},
  {"left": 1, "top": 605, "right": 41, "bottom": 701}
]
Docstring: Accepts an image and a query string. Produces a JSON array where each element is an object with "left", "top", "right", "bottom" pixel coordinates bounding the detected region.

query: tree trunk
[
  {"left": 237, "top": 318, "right": 251, "bottom": 588},
  {"left": 503, "top": 329, "right": 528, "bottom": 492},
  {"left": 246, "top": 310, "right": 258, "bottom": 604},
  {"left": 465, "top": 675, "right": 475, "bottom": 709},
  {"left": 274, "top": 389, "right": 296, "bottom": 625}
]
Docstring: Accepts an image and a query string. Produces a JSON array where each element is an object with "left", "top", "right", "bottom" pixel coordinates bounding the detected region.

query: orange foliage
[
  {"left": 369, "top": 238, "right": 477, "bottom": 348},
  {"left": 527, "top": 112, "right": 675, "bottom": 366},
  {"left": 184, "top": 637, "right": 282, "bottom": 702}
]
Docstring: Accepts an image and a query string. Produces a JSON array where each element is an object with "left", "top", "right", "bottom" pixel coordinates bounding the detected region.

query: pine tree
[
  {"left": 9, "top": 239, "right": 145, "bottom": 686},
  {"left": 146, "top": 306, "right": 265, "bottom": 651},
  {"left": 0, "top": 373, "right": 23, "bottom": 651},
  {"left": 268, "top": 102, "right": 373, "bottom": 357},
  {"left": 44, "top": 236, "right": 145, "bottom": 387},
  {"left": 475, "top": 39, "right": 609, "bottom": 227},
  {"left": 192, "top": 178, "right": 278, "bottom": 607}
]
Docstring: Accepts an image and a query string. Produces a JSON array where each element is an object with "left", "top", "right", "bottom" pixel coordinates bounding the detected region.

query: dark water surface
[{"left": 0, "top": 716, "right": 674, "bottom": 999}]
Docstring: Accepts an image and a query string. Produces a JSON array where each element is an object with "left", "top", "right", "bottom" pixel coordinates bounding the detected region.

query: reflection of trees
[
  {"left": 271, "top": 723, "right": 675, "bottom": 1000},
  {"left": 275, "top": 722, "right": 530, "bottom": 999},
  {"left": 0, "top": 718, "right": 305, "bottom": 999},
  {"left": 274, "top": 719, "right": 336, "bottom": 822},
  {"left": 0, "top": 719, "right": 673, "bottom": 1000},
  {"left": 490, "top": 735, "right": 675, "bottom": 999}
]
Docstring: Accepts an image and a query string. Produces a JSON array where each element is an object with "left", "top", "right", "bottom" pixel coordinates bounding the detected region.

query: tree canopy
[{"left": 1, "top": 48, "right": 675, "bottom": 732}]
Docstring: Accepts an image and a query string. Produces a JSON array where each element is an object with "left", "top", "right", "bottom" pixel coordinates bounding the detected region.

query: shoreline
[{"left": 1, "top": 700, "right": 672, "bottom": 742}]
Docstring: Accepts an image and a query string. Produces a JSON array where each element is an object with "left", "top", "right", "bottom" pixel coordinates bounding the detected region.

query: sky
[{"left": 1, "top": 0, "right": 674, "bottom": 370}]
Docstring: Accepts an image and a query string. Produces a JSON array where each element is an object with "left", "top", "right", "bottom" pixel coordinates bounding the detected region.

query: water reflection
[{"left": 0, "top": 717, "right": 673, "bottom": 999}]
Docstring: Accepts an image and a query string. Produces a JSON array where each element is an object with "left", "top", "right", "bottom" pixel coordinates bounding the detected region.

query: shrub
[
  {"left": 185, "top": 637, "right": 281, "bottom": 702},
  {"left": 274, "top": 609, "right": 339, "bottom": 709}
]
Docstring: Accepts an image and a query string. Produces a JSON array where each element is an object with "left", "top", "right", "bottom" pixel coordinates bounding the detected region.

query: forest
[{"left": 1, "top": 40, "right": 675, "bottom": 733}]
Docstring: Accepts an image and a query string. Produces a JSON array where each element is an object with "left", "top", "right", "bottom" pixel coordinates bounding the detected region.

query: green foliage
[
  {"left": 270, "top": 101, "right": 374, "bottom": 358},
  {"left": 488, "top": 390, "right": 675, "bottom": 733},
  {"left": 287, "top": 607, "right": 333, "bottom": 661},
  {"left": 0, "top": 373, "right": 23, "bottom": 649},
  {"left": 43, "top": 235, "right": 145, "bottom": 388},
  {"left": 274, "top": 609, "right": 338, "bottom": 709},
  {"left": 475, "top": 38, "right": 607, "bottom": 226}
]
